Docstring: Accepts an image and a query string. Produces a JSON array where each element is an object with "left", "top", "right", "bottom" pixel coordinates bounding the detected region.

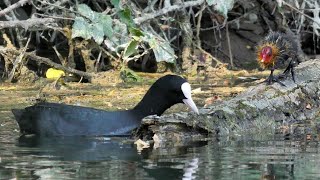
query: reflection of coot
[
  {"left": 16, "top": 135, "right": 208, "bottom": 179},
  {"left": 17, "top": 135, "right": 208, "bottom": 162},
  {"left": 17, "top": 135, "right": 141, "bottom": 162}
]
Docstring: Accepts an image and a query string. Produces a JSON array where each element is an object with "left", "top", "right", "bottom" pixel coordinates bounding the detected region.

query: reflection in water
[
  {"left": 183, "top": 158, "right": 199, "bottom": 180},
  {"left": 0, "top": 134, "right": 320, "bottom": 179},
  {"left": 9, "top": 136, "right": 207, "bottom": 179}
]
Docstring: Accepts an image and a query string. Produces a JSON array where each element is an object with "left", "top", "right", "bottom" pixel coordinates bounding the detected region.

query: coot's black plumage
[{"left": 12, "top": 75, "right": 199, "bottom": 136}]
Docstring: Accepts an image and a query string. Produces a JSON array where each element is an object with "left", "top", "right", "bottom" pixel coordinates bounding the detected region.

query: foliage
[
  {"left": 72, "top": 4, "right": 176, "bottom": 64},
  {"left": 72, "top": 4, "right": 113, "bottom": 44},
  {"left": 206, "top": 0, "right": 235, "bottom": 17},
  {"left": 120, "top": 67, "right": 142, "bottom": 82},
  {"left": 143, "top": 33, "right": 176, "bottom": 63},
  {"left": 9, "top": 0, "right": 307, "bottom": 83}
]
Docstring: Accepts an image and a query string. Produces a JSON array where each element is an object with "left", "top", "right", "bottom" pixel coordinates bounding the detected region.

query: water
[
  {"left": 1, "top": 125, "right": 320, "bottom": 179},
  {"left": 1, "top": 87, "right": 320, "bottom": 180}
]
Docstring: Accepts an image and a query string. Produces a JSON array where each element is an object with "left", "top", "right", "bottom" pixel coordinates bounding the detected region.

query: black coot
[{"left": 12, "top": 75, "right": 199, "bottom": 136}]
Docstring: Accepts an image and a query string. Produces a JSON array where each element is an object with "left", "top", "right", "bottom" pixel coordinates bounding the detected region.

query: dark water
[{"left": 1, "top": 126, "right": 320, "bottom": 179}]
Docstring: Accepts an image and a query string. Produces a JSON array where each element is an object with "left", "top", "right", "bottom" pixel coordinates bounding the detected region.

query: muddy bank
[{"left": 138, "top": 59, "right": 320, "bottom": 141}]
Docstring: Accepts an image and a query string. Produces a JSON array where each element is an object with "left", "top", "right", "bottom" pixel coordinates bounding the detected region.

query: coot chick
[
  {"left": 257, "top": 31, "right": 301, "bottom": 85},
  {"left": 12, "top": 75, "right": 199, "bottom": 136}
]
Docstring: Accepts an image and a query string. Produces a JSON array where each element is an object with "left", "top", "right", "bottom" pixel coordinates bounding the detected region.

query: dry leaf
[
  {"left": 306, "top": 134, "right": 312, "bottom": 140},
  {"left": 306, "top": 103, "right": 312, "bottom": 109},
  {"left": 204, "top": 95, "right": 222, "bottom": 107},
  {"left": 191, "top": 88, "right": 202, "bottom": 94},
  {"left": 134, "top": 139, "right": 150, "bottom": 152},
  {"left": 153, "top": 134, "right": 160, "bottom": 149}
]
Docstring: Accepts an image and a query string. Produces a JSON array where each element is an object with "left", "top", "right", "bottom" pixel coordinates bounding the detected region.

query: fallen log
[{"left": 137, "top": 59, "right": 320, "bottom": 141}]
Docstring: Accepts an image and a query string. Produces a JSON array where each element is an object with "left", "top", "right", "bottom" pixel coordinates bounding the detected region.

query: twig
[
  {"left": 53, "top": 46, "right": 66, "bottom": 66},
  {"left": 195, "top": 3, "right": 206, "bottom": 47},
  {"left": 8, "top": 33, "right": 31, "bottom": 82},
  {"left": 0, "top": 18, "right": 58, "bottom": 30},
  {"left": 282, "top": 1, "right": 320, "bottom": 27},
  {"left": 134, "top": 0, "right": 205, "bottom": 24},
  {"left": 226, "top": 23, "right": 234, "bottom": 69},
  {"left": 0, "top": 48, "right": 94, "bottom": 79},
  {"left": 36, "top": 0, "right": 79, "bottom": 15},
  {"left": 195, "top": 45, "right": 224, "bottom": 67},
  {"left": 95, "top": 51, "right": 102, "bottom": 72},
  {"left": 0, "top": 0, "right": 31, "bottom": 17},
  {"left": 34, "top": 13, "right": 75, "bottom": 21}
]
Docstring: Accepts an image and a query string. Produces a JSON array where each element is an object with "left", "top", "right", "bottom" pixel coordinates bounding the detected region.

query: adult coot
[{"left": 12, "top": 75, "right": 199, "bottom": 136}]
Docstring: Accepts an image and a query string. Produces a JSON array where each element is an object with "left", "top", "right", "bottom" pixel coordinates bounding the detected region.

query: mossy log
[{"left": 137, "top": 59, "right": 320, "bottom": 141}]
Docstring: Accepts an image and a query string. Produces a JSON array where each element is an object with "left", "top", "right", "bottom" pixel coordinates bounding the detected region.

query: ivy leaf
[
  {"left": 206, "top": 0, "right": 234, "bottom": 17},
  {"left": 111, "top": 20, "right": 129, "bottom": 48},
  {"left": 123, "top": 39, "right": 139, "bottom": 60},
  {"left": 129, "top": 27, "right": 144, "bottom": 37},
  {"left": 119, "top": 8, "right": 135, "bottom": 27},
  {"left": 111, "top": 0, "right": 121, "bottom": 9},
  {"left": 99, "top": 14, "right": 113, "bottom": 38},
  {"left": 90, "top": 23, "right": 104, "bottom": 44},
  {"left": 77, "top": 4, "right": 96, "bottom": 21},
  {"left": 144, "top": 33, "right": 175, "bottom": 63},
  {"left": 72, "top": 17, "right": 91, "bottom": 39}
]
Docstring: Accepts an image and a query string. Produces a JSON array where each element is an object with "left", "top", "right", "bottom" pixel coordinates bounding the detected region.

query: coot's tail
[{"left": 12, "top": 109, "right": 36, "bottom": 134}]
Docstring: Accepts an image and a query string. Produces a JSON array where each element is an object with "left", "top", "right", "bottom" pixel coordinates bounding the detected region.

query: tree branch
[
  {"left": 134, "top": 0, "right": 205, "bottom": 25},
  {"left": 0, "top": 18, "right": 58, "bottom": 30},
  {"left": 0, "top": 0, "right": 31, "bottom": 17},
  {"left": 0, "top": 48, "right": 94, "bottom": 79}
]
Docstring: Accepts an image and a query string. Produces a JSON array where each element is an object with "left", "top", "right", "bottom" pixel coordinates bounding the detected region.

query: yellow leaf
[{"left": 46, "top": 68, "right": 65, "bottom": 80}]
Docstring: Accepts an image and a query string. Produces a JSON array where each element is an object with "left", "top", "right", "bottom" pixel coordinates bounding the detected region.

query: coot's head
[{"left": 144, "top": 75, "right": 199, "bottom": 114}]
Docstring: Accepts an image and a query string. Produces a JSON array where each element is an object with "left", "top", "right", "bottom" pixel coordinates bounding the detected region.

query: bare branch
[
  {"left": 226, "top": 24, "right": 234, "bottom": 69},
  {"left": 134, "top": 0, "right": 205, "bottom": 25},
  {"left": 0, "top": 18, "right": 58, "bottom": 30},
  {"left": 0, "top": 48, "right": 94, "bottom": 79},
  {"left": 0, "top": 0, "right": 31, "bottom": 17},
  {"left": 8, "top": 33, "right": 32, "bottom": 82}
]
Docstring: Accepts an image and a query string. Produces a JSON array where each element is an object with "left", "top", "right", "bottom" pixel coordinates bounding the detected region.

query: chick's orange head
[{"left": 257, "top": 43, "right": 279, "bottom": 68}]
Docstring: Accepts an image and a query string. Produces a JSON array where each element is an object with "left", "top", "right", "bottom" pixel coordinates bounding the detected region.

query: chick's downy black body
[{"left": 257, "top": 31, "right": 302, "bottom": 84}]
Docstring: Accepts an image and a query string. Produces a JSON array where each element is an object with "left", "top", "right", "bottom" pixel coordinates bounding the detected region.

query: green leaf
[
  {"left": 143, "top": 33, "right": 176, "bottom": 63},
  {"left": 73, "top": 4, "right": 116, "bottom": 44},
  {"left": 119, "top": 8, "right": 134, "bottom": 27},
  {"left": 72, "top": 17, "right": 91, "bottom": 39},
  {"left": 120, "top": 68, "right": 142, "bottom": 82},
  {"left": 77, "top": 4, "right": 96, "bottom": 21},
  {"left": 111, "top": 0, "right": 121, "bottom": 9},
  {"left": 110, "top": 20, "right": 129, "bottom": 47},
  {"left": 123, "top": 40, "right": 139, "bottom": 60},
  {"left": 99, "top": 14, "right": 113, "bottom": 38},
  {"left": 206, "top": 0, "right": 234, "bottom": 17},
  {"left": 129, "top": 27, "right": 144, "bottom": 37},
  {"left": 90, "top": 23, "right": 104, "bottom": 44}
]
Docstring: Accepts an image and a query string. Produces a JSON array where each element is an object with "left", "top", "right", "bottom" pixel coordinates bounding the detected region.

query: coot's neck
[{"left": 132, "top": 87, "right": 174, "bottom": 119}]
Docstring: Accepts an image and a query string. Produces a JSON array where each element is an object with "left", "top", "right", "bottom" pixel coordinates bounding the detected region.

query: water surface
[
  {"left": 1, "top": 123, "right": 320, "bottom": 180},
  {"left": 1, "top": 86, "right": 320, "bottom": 180}
]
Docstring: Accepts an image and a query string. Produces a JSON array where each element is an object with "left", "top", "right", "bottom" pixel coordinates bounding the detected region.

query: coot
[{"left": 12, "top": 75, "right": 199, "bottom": 136}]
